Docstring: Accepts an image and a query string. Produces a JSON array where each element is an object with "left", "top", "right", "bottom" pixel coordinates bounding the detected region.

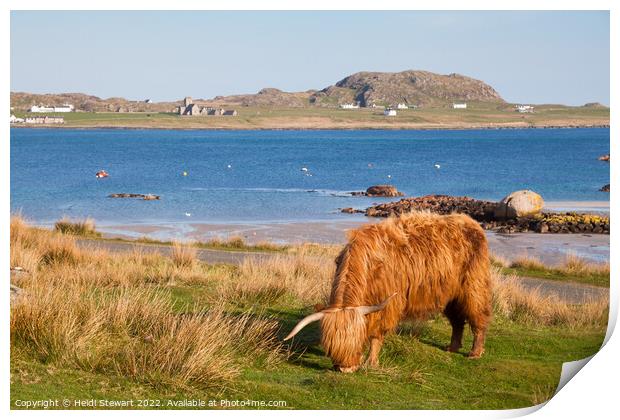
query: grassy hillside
[
  {"left": 10, "top": 217, "right": 609, "bottom": 409},
  {"left": 10, "top": 102, "right": 609, "bottom": 130}
]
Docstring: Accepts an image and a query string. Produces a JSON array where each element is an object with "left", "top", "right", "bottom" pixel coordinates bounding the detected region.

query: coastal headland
[{"left": 10, "top": 70, "right": 610, "bottom": 130}]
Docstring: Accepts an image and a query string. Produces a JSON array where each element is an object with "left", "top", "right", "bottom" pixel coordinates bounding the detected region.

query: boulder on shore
[
  {"left": 494, "top": 190, "right": 544, "bottom": 220},
  {"left": 350, "top": 185, "right": 404, "bottom": 197}
]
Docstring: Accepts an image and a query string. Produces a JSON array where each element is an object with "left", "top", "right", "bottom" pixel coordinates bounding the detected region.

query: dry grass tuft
[
  {"left": 489, "top": 253, "right": 510, "bottom": 268},
  {"left": 507, "top": 253, "right": 609, "bottom": 280},
  {"left": 54, "top": 217, "right": 100, "bottom": 237},
  {"left": 10, "top": 281, "right": 281, "bottom": 389},
  {"left": 10, "top": 216, "right": 283, "bottom": 389},
  {"left": 11, "top": 215, "right": 83, "bottom": 271},
  {"left": 171, "top": 241, "right": 198, "bottom": 268},
  {"left": 219, "top": 252, "right": 333, "bottom": 306},
  {"left": 287, "top": 243, "right": 342, "bottom": 258},
  {"left": 509, "top": 255, "right": 547, "bottom": 271},
  {"left": 562, "top": 253, "right": 610, "bottom": 277},
  {"left": 492, "top": 270, "right": 608, "bottom": 328}
]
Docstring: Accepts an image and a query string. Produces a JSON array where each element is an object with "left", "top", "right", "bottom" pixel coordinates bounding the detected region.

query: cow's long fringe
[{"left": 320, "top": 309, "right": 366, "bottom": 367}]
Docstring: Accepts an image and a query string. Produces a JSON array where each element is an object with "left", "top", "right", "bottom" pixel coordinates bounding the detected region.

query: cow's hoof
[{"left": 467, "top": 351, "right": 484, "bottom": 359}]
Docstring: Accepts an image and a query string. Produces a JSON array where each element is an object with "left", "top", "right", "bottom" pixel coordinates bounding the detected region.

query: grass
[
  {"left": 54, "top": 217, "right": 101, "bottom": 237},
  {"left": 10, "top": 217, "right": 609, "bottom": 409},
  {"left": 11, "top": 103, "right": 609, "bottom": 130},
  {"left": 170, "top": 241, "right": 197, "bottom": 268},
  {"left": 491, "top": 253, "right": 610, "bottom": 287},
  {"left": 104, "top": 234, "right": 289, "bottom": 253}
]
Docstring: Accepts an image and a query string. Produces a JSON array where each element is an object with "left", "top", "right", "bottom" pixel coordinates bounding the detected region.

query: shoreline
[
  {"left": 92, "top": 217, "right": 609, "bottom": 266},
  {"left": 9, "top": 123, "right": 610, "bottom": 132}
]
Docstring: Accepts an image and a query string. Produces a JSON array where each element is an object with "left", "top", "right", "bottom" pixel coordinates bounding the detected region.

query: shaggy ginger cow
[{"left": 285, "top": 212, "right": 492, "bottom": 372}]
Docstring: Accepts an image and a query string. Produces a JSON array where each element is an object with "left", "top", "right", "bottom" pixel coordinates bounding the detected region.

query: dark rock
[
  {"left": 350, "top": 185, "right": 404, "bottom": 197},
  {"left": 366, "top": 185, "right": 404, "bottom": 197},
  {"left": 600, "top": 184, "right": 610, "bottom": 192},
  {"left": 364, "top": 194, "right": 496, "bottom": 221},
  {"left": 108, "top": 193, "right": 160, "bottom": 200},
  {"left": 340, "top": 207, "right": 362, "bottom": 214}
]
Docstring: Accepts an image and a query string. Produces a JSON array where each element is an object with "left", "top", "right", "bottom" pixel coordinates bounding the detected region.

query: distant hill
[
  {"left": 10, "top": 92, "right": 180, "bottom": 113},
  {"left": 208, "top": 70, "right": 505, "bottom": 108},
  {"left": 11, "top": 70, "right": 506, "bottom": 111},
  {"left": 582, "top": 102, "right": 609, "bottom": 109},
  {"left": 314, "top": 70, "right": 504, "bottom": 107}
]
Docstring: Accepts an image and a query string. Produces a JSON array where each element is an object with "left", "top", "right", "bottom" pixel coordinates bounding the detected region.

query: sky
[{"left": 10, "top": 11, "right": 610, "bottom": 105}]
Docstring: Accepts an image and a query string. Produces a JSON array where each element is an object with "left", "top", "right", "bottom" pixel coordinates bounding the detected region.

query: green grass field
[
  {"left": 12, "top": 312, "right": 605, "bottom": 410},
  {"left": 10, "top": 218, "right": 609, "bottom": 410},
  {"left": 11, "top": 103, "right": 609, "bottom": 130}
]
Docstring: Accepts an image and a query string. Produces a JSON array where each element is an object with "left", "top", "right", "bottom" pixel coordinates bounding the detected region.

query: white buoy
[
  {"left": 434, "top": 164, "right": 441, "bottom": 169},
  {"left": 387, "top": 174, "right": 392, "bottom": 179},
  {"left": 227, "top": 164, "right": 232, "bottom": 169}
]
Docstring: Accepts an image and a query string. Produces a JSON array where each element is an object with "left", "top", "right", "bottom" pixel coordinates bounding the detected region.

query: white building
[
  {"left": 10, "top": 114, "right": 24, "bottom": 123},
  {"left": 516, "top": 105, "right": 534, "bottom": 113},
  {"left": 453, "top": 103, "right": 467, "bottom": 109},
  {"left": 396, "top": 103, "right": 408, "bottom": 109},
  {"left": 29, "top": 104, "right": 74, "bottom": 113},
  {"left": 340, "top": 103, "right": 360, "bottom": 109},
  {"left": 384, "top": 108, "right": 397, "bottom": 116}
]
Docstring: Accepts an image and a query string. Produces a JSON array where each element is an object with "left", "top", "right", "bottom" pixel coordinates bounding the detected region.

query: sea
[{"left": 10, "top": 127, "right": 610, "bottom": 228}]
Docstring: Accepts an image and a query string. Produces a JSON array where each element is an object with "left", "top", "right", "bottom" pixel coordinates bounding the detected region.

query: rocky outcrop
[
  {"left": 108, "top": 193, "right": 160, "bottom": 200},
  {"left": 362, "top": 195, "right": 496, "bottom": 220},
  {"left": 351, "top": 185, "right": 404, "bottom": 197},
  {"left": 354, "top": 194, "right": 609, "bottom": 235},
  {"left": 600, "top": 184, "right": 610, "bottom": 192},
  {"left": 494, "top": 190, "right": 544, "bottom": 220}
]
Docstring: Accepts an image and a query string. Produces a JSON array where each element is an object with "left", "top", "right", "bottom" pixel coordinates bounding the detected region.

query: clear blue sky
[{"left": 10, "top": 11, "right": 609, "bottom": 105}]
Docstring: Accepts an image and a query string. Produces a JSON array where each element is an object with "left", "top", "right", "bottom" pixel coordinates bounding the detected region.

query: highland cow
[{"left": 285, "top": 212, "right": 492, "bottom": 372}]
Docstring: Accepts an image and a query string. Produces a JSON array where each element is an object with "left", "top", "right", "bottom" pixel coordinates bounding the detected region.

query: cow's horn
[
  {"left": 357, "top": 292, "right": 398, "bottom": 316},
  {"left": 283, "top": 311, "right": 325, "bottom": 341}
]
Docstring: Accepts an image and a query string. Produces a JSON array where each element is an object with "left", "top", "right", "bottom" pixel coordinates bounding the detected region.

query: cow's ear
[{"left": 314, "top": 303, "right": 326, "bottom": 312}]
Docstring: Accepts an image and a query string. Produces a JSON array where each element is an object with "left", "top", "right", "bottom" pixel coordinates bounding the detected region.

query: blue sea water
[{"left": 10, "top": 128, "right": 610, "bottom": 226}]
